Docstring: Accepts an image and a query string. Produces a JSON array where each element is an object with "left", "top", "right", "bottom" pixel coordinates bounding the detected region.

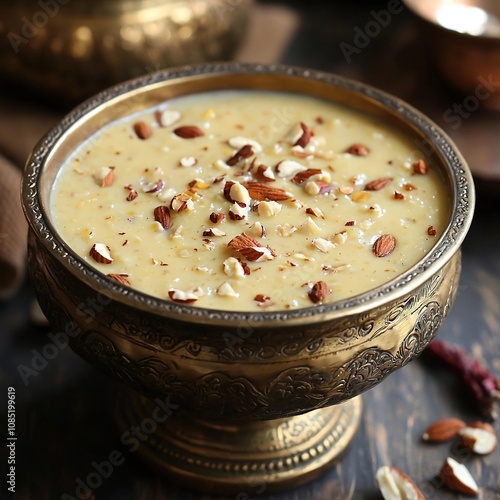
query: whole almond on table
[
  {"left": 376, "top": 466, "right": 425, "bottom": 500},
  {"left": 458, "top": 421, "right": 497, "bottom": 455},
  {"left": 440, "top": 457, "right": 479, "bottom": 496},
  {"left": 421, "top": 417, "right": 466, "bottom": 442}
]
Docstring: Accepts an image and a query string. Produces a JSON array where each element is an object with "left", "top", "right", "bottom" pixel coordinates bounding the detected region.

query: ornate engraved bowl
[{"left": 22, "top": 63, "right": 475, "bottom": 493}]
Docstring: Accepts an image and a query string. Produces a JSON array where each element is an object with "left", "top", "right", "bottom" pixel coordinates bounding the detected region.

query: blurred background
[{"left": 0, "top": 1, "right": 499, "bottom": 499}]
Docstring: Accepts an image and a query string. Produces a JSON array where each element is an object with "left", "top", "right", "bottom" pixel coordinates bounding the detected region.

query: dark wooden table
[{"left": 1, "top": 1, "right": 499, "bottom": 498}]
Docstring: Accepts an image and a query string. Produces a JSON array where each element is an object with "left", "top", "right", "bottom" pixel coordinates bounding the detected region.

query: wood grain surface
[{"left": 1, "top": 1, "right": 499, "bottom": 498}]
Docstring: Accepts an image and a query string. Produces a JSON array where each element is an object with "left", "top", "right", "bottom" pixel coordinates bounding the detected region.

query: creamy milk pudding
[{"left": 51, "top": 90, "right": 448, "bottom": 311}]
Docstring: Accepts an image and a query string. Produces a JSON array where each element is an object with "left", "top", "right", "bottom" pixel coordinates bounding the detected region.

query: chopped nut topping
[
  {"left": 369, "top": 203, "right": 384, "bottom": 218},
  {"left": 155, "top": 109, "right": 181, "bottom": 127},
  {"left": 217, "top": 282, "right": 239, "bottom": 297},
  {"left": 295, "top": 122, "right": 312, "bottom": 148},
  {"left": 303, "top": 216, "right": 321, "bottom": 235},
  {"left": 258, "top": 201, "right": 282, "bottom": 217},
  {"left": 312, "top": 237, "right": 336, "bottom": 253},
  {"left": 188, "top": 178, "right": 209, "bottom": 189},
  {"left": 152, "top": 221, "right": 164, "bottom": 232},
  {"left": 252, "top": 164, "right": 275, "bottom": 182},
  {"left": 125, "top": 185, "right": 138, "bottom": 201},
  {"left": 227, "top": 233, "right": 277, "bottom": 262},
  {"left": 412, "top": 159, "right": 428, "bottom": 175},
  {"left": 173, "top": 125, "right": 204, "bottom": 139},
  {"left": 293, "top": 253, "right": 314, "bottom": 261},
  {"left": 338, "top": 186, "right": 354, "bottom": 195},
  {"left": 107, "top": 273, "right": 130, "bottom": 286},
  {"left": 292, "top": 168, "right": 323, "bottom": 184},
  {"left": 291, "top": 146, "right": 314, "bottom": 159},
  {"left": 54, "top": 90, "right": 446, "bottom": 312},
  {"left": 228, "top": 203, "right": 249, "bottom": 220},
  {"left": 153, "top": 205, "right": 172, "bottom": 230},
  {"left": 285, "top": 122, "right": 305, "bottom": 145},
  {"left": 168, "top": 287, "right": 204, "bottom": 303},
  {"left": 226, "top": 181, "right": 251, "bottom": 207},
  {"left": 89, "top": 243, "right": 113, "bottom": 264},
  {"left": 308, "top": 281, "right": 330, "bottom": 303},
  {"left": 227, "top": 144, "right": 253, "bottom": 166},
  {"left": 210, "top": 212, "right": 225, "bottom": 224},
  {"left": 96, "top": 166, "right": 115, "bottom": 187},
  {"left": 254, "top": 294, "right": 271, "bottom": 303},
  {"left": 365, "top": 177, "right": 392, "bottom": 191},
  {"left": 213, "top": 174, "right": 227, "bottom": 184},
  {"left": 346, "top": 144, "right": 369, "bottom": 156},
  {"left": 202, "top": 239, "right": 215, "bottom": 250},
  {"left": 275, "top": 160, "right": 307, "bottom": 178},
  {"left": 203, "top": 228, "right": 226, "bottom": 237},
  {"left": 223, "top": 257, "right": 246, "bottom": 278},
  {"left": 171, "top": 192, "right": 194, "bottom": 212},
  {"left": 305, "top": 207, "right": 324, "bottom": 218},
  {"left": 351, "top": 191, "right": 371, "bottom": 203},
  {"left": 250, "top": 221, "right": 266, "bottom": 237},
  {"left": 372, "top": 234, "right": 396, "bottom": 257},
  {"left": 133, "top": 121, "right": 152, "bottom": 140},
  {"left": 143, "top": 179, "right": 165, "bottom": 193},
  {"left": 242, "top": 182, "right": 291, "bottom": 201},
  {"left": 179, "top": 156, "right": 197, "bottom": 167},
  {"left": 305, "top": 181, "right": 332, "bottom": 195},
  {"left": 277, "top": 223, "right": 297, "bottom": 237},
  {"left": 228, "top": 136, "right": 262, "bottom": 153},
  {"left": 333, "top": 232, "right": 348, "bottom": 244}
]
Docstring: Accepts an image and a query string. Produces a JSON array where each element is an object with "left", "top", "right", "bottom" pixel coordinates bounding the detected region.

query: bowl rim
[{"left": 22, "top": 62, "right": 475, "bottom": 326}]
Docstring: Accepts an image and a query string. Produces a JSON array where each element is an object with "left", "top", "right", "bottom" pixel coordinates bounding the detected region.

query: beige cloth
[
  {"left": 0, "top": 155, "right": 27, "bottom": 299},
  {"left": 0, "top": 4, "right": 299, "bottom": 300}
]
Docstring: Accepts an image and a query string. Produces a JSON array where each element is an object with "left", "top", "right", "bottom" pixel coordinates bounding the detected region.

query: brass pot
[
  {"left": 0, "top": 0, "right": 252, "bottom": 104},
  {"left": 22, "top": 63, "right": 475, "bottom": 492},
  {"left": 403, "top": 0, "right": 500, "bottom": 110}
]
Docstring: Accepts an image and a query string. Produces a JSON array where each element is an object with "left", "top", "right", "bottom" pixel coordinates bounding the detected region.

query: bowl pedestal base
[{"left": 116, "top": 392, "right": 362, "bottom": 493}]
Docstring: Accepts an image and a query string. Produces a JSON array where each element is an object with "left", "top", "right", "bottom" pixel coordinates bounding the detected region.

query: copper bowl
[
  {"left": 0, "top": 0, "right": 252, "bottom": 104},
  {"left": 22, "top": 63, "right": 475, "bottom": 493},
  {"left": 404, "top": 0, "right": 500, "bottom": 109}
]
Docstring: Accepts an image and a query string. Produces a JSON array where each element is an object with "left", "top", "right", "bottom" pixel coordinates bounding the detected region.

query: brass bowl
[
  {"left": 0, "top": 0, "right": 252, "bottom": 104},
  {"left": 403, "top": 0, "right": 500, "bottom": 109},
  {"left": 22, "top": 63, "right": 475, "bottom": 493}
]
